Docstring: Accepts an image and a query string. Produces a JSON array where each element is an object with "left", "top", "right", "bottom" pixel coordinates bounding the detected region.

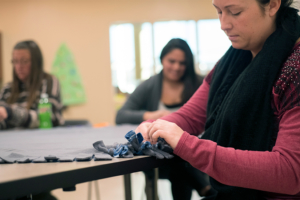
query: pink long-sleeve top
[{"left": 159, "top": 42, "right": 300, "bottom": 199}]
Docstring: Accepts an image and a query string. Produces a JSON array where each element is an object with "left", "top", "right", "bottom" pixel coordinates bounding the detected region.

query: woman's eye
[{"left": 232, "top": 12, "right": 241, "bottom": 16}]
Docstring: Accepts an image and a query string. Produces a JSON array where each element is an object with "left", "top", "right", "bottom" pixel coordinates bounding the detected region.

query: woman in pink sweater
[{"left": 136, "top": 0, "right": 300, "bottom": 199}]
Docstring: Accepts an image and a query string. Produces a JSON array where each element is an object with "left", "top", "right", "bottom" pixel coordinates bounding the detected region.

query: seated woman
[
  {"left": 116, "top": 38, "right": 215, "bottom": 199},
  {"left": 0, "top": 40, "right": 64, "bottom": 129},
  {"left": 116, "top": 38, "right": 203, "bottom": 124},
  {"left": 136, "top": 0, "right": 300, "bottom": 199}
]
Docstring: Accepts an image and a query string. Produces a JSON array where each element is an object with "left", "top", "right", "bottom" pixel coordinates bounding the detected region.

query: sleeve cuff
[
  {"left": 173, "top": 131, "right": 190, "bottom": 156},
  {"left": 4, "top": 106, "right": 12, "bottom": 120}
]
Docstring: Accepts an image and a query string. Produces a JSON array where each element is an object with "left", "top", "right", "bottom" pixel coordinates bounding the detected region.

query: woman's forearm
[{"left": 174, "top": 107, "right": 300, "bottom": 194}]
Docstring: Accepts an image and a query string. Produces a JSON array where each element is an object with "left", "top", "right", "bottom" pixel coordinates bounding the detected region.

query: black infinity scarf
[{"left": 201, "top": 8, "right": 300, "bottom": 200}]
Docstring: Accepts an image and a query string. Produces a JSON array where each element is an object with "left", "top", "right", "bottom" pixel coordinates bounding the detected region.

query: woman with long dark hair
[
  {"left": 116, "top": 38, "right": 215, "bottom": 199},
  {"left": 0, "top": 40, "right": 64, "bottom": 129},
  {"left": 116, "top": 38, "right": 202, "bottom": 124}
]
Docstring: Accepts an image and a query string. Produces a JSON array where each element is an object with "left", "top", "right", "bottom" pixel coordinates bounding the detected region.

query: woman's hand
[
  {"left": 143, "top": 110, "right": 171, "bottom": 121},
  {"left": 135, "top": 122, "right": 152, "bottom": 141},
  {"left": 147, "top": 119, "right": 184, "bottom": 149},
  {"left": 0, "top": 107, "right": 8, "bottom": 122}
]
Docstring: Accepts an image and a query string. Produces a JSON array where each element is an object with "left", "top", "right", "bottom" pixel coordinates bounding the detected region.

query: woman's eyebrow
[
  {"left": 213, "top": 4, "right": 240, "bottom": 9},
  {"left": 225, "top": 5, "right": 239, "bottom": 8},
  {"left": 212, "top": 4, "right": 219, "bottom": 9}
]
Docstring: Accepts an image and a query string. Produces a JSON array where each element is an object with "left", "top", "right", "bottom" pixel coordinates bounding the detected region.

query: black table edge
[{"left": 0, "top": 156, "right": 180, "bottom": 199}]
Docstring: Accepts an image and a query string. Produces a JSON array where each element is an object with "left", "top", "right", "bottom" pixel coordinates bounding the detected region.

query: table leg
[
  {"left": 124, "top": 174, "right": 132, "bottom": 200},
  {"left": 87, "top": 182, "right": 92, "bottom": 200},
  {"left": 153, "top": 168, "right": 159, "bottom": 200},
  {"left": 145, "top": 168, "right": 159, "bottom": 200},
  {"left": 94, "top": 181, "right": 101, "bottom": 200}
]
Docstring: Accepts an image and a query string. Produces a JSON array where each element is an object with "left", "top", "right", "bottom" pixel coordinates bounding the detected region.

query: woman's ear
[{"left": 268, "top": 0, "right": 281, "bottom": 17}]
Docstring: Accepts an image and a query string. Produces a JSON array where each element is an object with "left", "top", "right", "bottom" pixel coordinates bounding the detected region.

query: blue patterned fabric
[{"left": 93, "top": 130, "right": 174, "bottom": 159}]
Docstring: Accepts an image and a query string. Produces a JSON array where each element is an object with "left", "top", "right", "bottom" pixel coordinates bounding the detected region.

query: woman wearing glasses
[{"left": 0, "top": 40, "right": 64, "bottom": 130}]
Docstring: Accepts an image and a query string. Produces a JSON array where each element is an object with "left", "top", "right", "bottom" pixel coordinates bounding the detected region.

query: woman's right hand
[
  {"left": 138, "top": 110, "right": 171, "bottom": 141},
  {"left": 135, "top": 122, "right": 152, "bottom": 141},
  {"left": 143, "top": 110, "right": 171, "bottom": 121}
]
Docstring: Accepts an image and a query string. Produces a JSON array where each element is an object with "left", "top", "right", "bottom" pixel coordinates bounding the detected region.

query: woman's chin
[
  {"left": 17, "top": 76, "right": 27, "bottom": 82},
  {"left": 166, "top": 76, "right": 181, "bottom": 82},
  {"left": 231, "top": 43, "right": 246, "bottom": 50}
]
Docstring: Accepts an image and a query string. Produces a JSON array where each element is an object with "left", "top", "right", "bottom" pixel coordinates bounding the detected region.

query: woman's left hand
[
  {"left": 0, "top": 107, "right": 8, "bottom": 122},
  {"left": 147, "top": 119, "right": 184, "bottom": 149}
]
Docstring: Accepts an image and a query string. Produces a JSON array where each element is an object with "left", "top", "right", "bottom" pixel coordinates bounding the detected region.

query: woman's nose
[
  {"left": 173, "top": 62, "right": 181, "bottom": 70},
  {"left": 220, "top": 14, "right": 233, "bottom": 32},
  {"left": 14, "top": 63, "right": 24, "bottom": 70},
  {"left": 14, "top": 64, "right": 21, "bottom": 68}
]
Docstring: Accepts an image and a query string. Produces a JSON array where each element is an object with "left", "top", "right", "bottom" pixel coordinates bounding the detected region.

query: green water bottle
[{"left": 38, "top": 93, "right": 53, "bottom": 129}]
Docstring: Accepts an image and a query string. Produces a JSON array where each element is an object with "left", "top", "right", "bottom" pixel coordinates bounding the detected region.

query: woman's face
[
  {"left": 213, "top": 0, "right": 278, "bottom": 57},
  {"left": 162, "top": 48, "right": 186, "bottom": 82},
  {"left": 12, "top": 49, "right": 31, "bottom": 82}
]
